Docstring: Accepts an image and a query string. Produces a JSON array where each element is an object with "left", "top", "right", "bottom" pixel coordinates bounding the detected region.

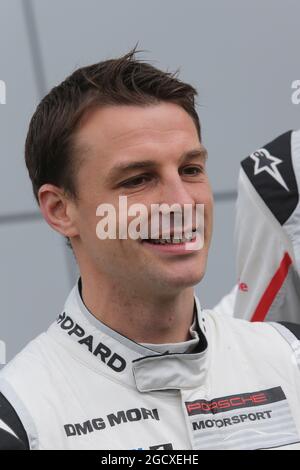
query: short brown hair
[{"left": 25, "top": 46, "right": 201, "bottom": 202}]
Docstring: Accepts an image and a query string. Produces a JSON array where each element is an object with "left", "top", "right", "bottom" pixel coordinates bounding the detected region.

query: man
[
  {"left": 0, "top": 49, "right": 300, "bottom": 450},
  {"left": 214, "top": 130, "right": 300, "bottom": 322}
]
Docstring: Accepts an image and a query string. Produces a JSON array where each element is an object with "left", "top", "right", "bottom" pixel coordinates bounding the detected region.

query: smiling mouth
[{"left": 141, "top": 228, "right": 198, "bottom": 245}]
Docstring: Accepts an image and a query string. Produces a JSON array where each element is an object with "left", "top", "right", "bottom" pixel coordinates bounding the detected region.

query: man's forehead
[
  {"left": 76, "top": 103, "right": 200, "bottom": 151},
  {"left": 106, "top": 129, "right": 201, "bottom": 157}
]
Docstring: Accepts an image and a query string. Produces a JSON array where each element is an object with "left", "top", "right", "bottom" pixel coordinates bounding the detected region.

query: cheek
[
  {"left": 205, "top": 197, "right": 213, "bottom": 223},
  {"left": 195, "top": 184, "right": 213, "bottom": 222},
  {"left": 76, "top": 203, "right": 100, "bottom": 244},
  {"left": 201, "top": 195, "right": 213, "bottom": 245}
]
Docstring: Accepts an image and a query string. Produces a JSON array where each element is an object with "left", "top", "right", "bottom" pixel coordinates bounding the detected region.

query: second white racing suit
[{"left": 214, "top": 129, "right": 300, "bottom": 322}]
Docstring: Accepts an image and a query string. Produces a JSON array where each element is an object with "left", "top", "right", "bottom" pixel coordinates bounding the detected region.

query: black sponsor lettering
[
  {"left": 248, "top": 413, "right": 257, "bottom": 421},
  {"left": 64, "top": 424, "right": 76, "bottom": 437},
  {"left": 107, "top": 410, "right": 127, "bottom": 427},
  {"left": 149, "top": 443, "right": 173, "bottom": 450},
  {"left": 79, "top": 335, "right": 94, "bottom": 352},
  {"left": 57, "top": 312, "right": 66, "bottom": 324},
  {"left": 192, "top": 421, "right": 205, "bottom": 431},
  {"left": 107, "top": 408, "right": 144, "bottom": 426},
  {"left": 93, "top": 342, "right": 111, "bottom": 361},
  {"left": 107, "top": 407, "right": 160, "bottom": 428},
  {"left": 107, "top": 354, "right": 126, "bottom": 372},
  {"left": 205, "top": 420, "right": 214, "bottom": 428},
  {"left": 68, "top": 324, "right": 85, "bottom": 338},
  {"left": 141, "top": 407, "right": 159, "bottom": 421},
  {"left": 57, "top": 316, "right": 126, "bottom": 372},
  {"left": 223, "top": 418, "right": 232, "bottom": 426},
  {"left": 64, "top": 418, "right": 106, "bottom": 437},
  {"left": 60, "top": 316, "right": 74, "bottom": 330},
  {"left": 75, "top": 421, "right": 93, "bottom": 435},
  {"left": 141, "top": 408, "right": 154, "bottom": 420},
  {"left": 91, "top": 418, "right": 105, "bottom": 431},
  {"left": 231, "top": 416, "right": 241, "bottom": 424},
  {"left": 127, "top": 409, "right": 142, "bottom": 422},
  {"left": 192, "top": 410, "right": 273, "bottom": 431}
]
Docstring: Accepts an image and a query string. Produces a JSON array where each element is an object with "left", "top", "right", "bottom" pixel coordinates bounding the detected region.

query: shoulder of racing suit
[
  {"left": 270, "top": 321, "right": 300, "bottom": 370},
  {"left": 241, "top": 129, "right": 299, "bottom": 225},
  {"left": 277, "top": 322, "right": 300, "bottom": 340},
  {"left": 0, "top": 307, "right": 300, "bottom": 450},
  {"left": 0, "top": 391, "right": 29, "bottom": 450}
]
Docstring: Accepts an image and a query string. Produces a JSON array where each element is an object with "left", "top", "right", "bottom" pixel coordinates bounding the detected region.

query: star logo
[{"left": 250, "top": 148, "right": 289, "bottom": 192}]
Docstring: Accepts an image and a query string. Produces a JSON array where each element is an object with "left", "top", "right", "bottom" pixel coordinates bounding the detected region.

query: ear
[{"left": 38, "top": 184, "right": 79, "bottom": 238}]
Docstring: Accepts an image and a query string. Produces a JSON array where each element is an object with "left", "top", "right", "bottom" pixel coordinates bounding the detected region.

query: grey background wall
[{"left": 0, "top": 0, "right": 299, "bottom": 365}]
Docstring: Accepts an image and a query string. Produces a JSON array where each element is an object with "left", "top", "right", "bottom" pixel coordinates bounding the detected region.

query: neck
[{"left": 80, "top": 273, "right": 195, "bottom": 345}]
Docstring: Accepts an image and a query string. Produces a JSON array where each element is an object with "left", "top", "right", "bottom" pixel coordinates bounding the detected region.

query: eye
[
  {"left": 181, "top": 165, "right": 204, "bottom": 176},
  {"left": 121, "top": 174, "right": 153, "bottom": 188}
]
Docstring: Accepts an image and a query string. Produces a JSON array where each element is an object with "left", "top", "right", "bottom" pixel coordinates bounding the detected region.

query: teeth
[
  {"left": 172, "top": 238, "right": 183, "bottom": 244},
  {"left": 142, "top": 229, "right": 198, "bottom": 245},
  {"left": 145, "top": 231, "right": 196, "bottom": 245}
]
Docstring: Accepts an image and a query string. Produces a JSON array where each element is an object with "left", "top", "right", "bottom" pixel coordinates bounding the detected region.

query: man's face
[{"left": 71, "top": 102, "right": 213, "bottom": 296}]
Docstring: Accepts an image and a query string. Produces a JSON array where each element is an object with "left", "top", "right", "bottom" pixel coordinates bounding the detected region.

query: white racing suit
[
  {"left": 0, "top": 282, "right": 300, "bottom": 450},
  {"left": 214, "top": 129, "right": 300, "bottom": 322}
]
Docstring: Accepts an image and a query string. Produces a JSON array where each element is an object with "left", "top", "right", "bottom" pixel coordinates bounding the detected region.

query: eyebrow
[{"left": 106, "top": 147, "right": 208, "bottom": 184}]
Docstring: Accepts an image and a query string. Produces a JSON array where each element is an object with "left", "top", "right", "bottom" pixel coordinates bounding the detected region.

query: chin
[{"left": 161, "top": 267, "right": 206, "bottom": 290}]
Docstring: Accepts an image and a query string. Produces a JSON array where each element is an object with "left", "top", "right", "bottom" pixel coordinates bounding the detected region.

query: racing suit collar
[{"left": 50, "top": 280, "right": 209, "bottom": 392}]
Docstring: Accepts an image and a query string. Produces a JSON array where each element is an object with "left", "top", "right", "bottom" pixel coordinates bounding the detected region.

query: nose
[
  {"left": 153, "top": 171, "right": 197, "bottom": 234},
  {"left": 158, "top": 171, "right": 195, "bottom": 207}
]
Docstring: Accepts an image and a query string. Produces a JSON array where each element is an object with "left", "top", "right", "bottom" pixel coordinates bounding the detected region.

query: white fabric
[
  {"left": 141, "top": 315, "right": 199, "bottom": 354},
  {"left": 0, "top": 283, "right": 300, "bottom": 450},
  {"left": 214, "top": 130, "right": 300, "bottom": 321}
]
